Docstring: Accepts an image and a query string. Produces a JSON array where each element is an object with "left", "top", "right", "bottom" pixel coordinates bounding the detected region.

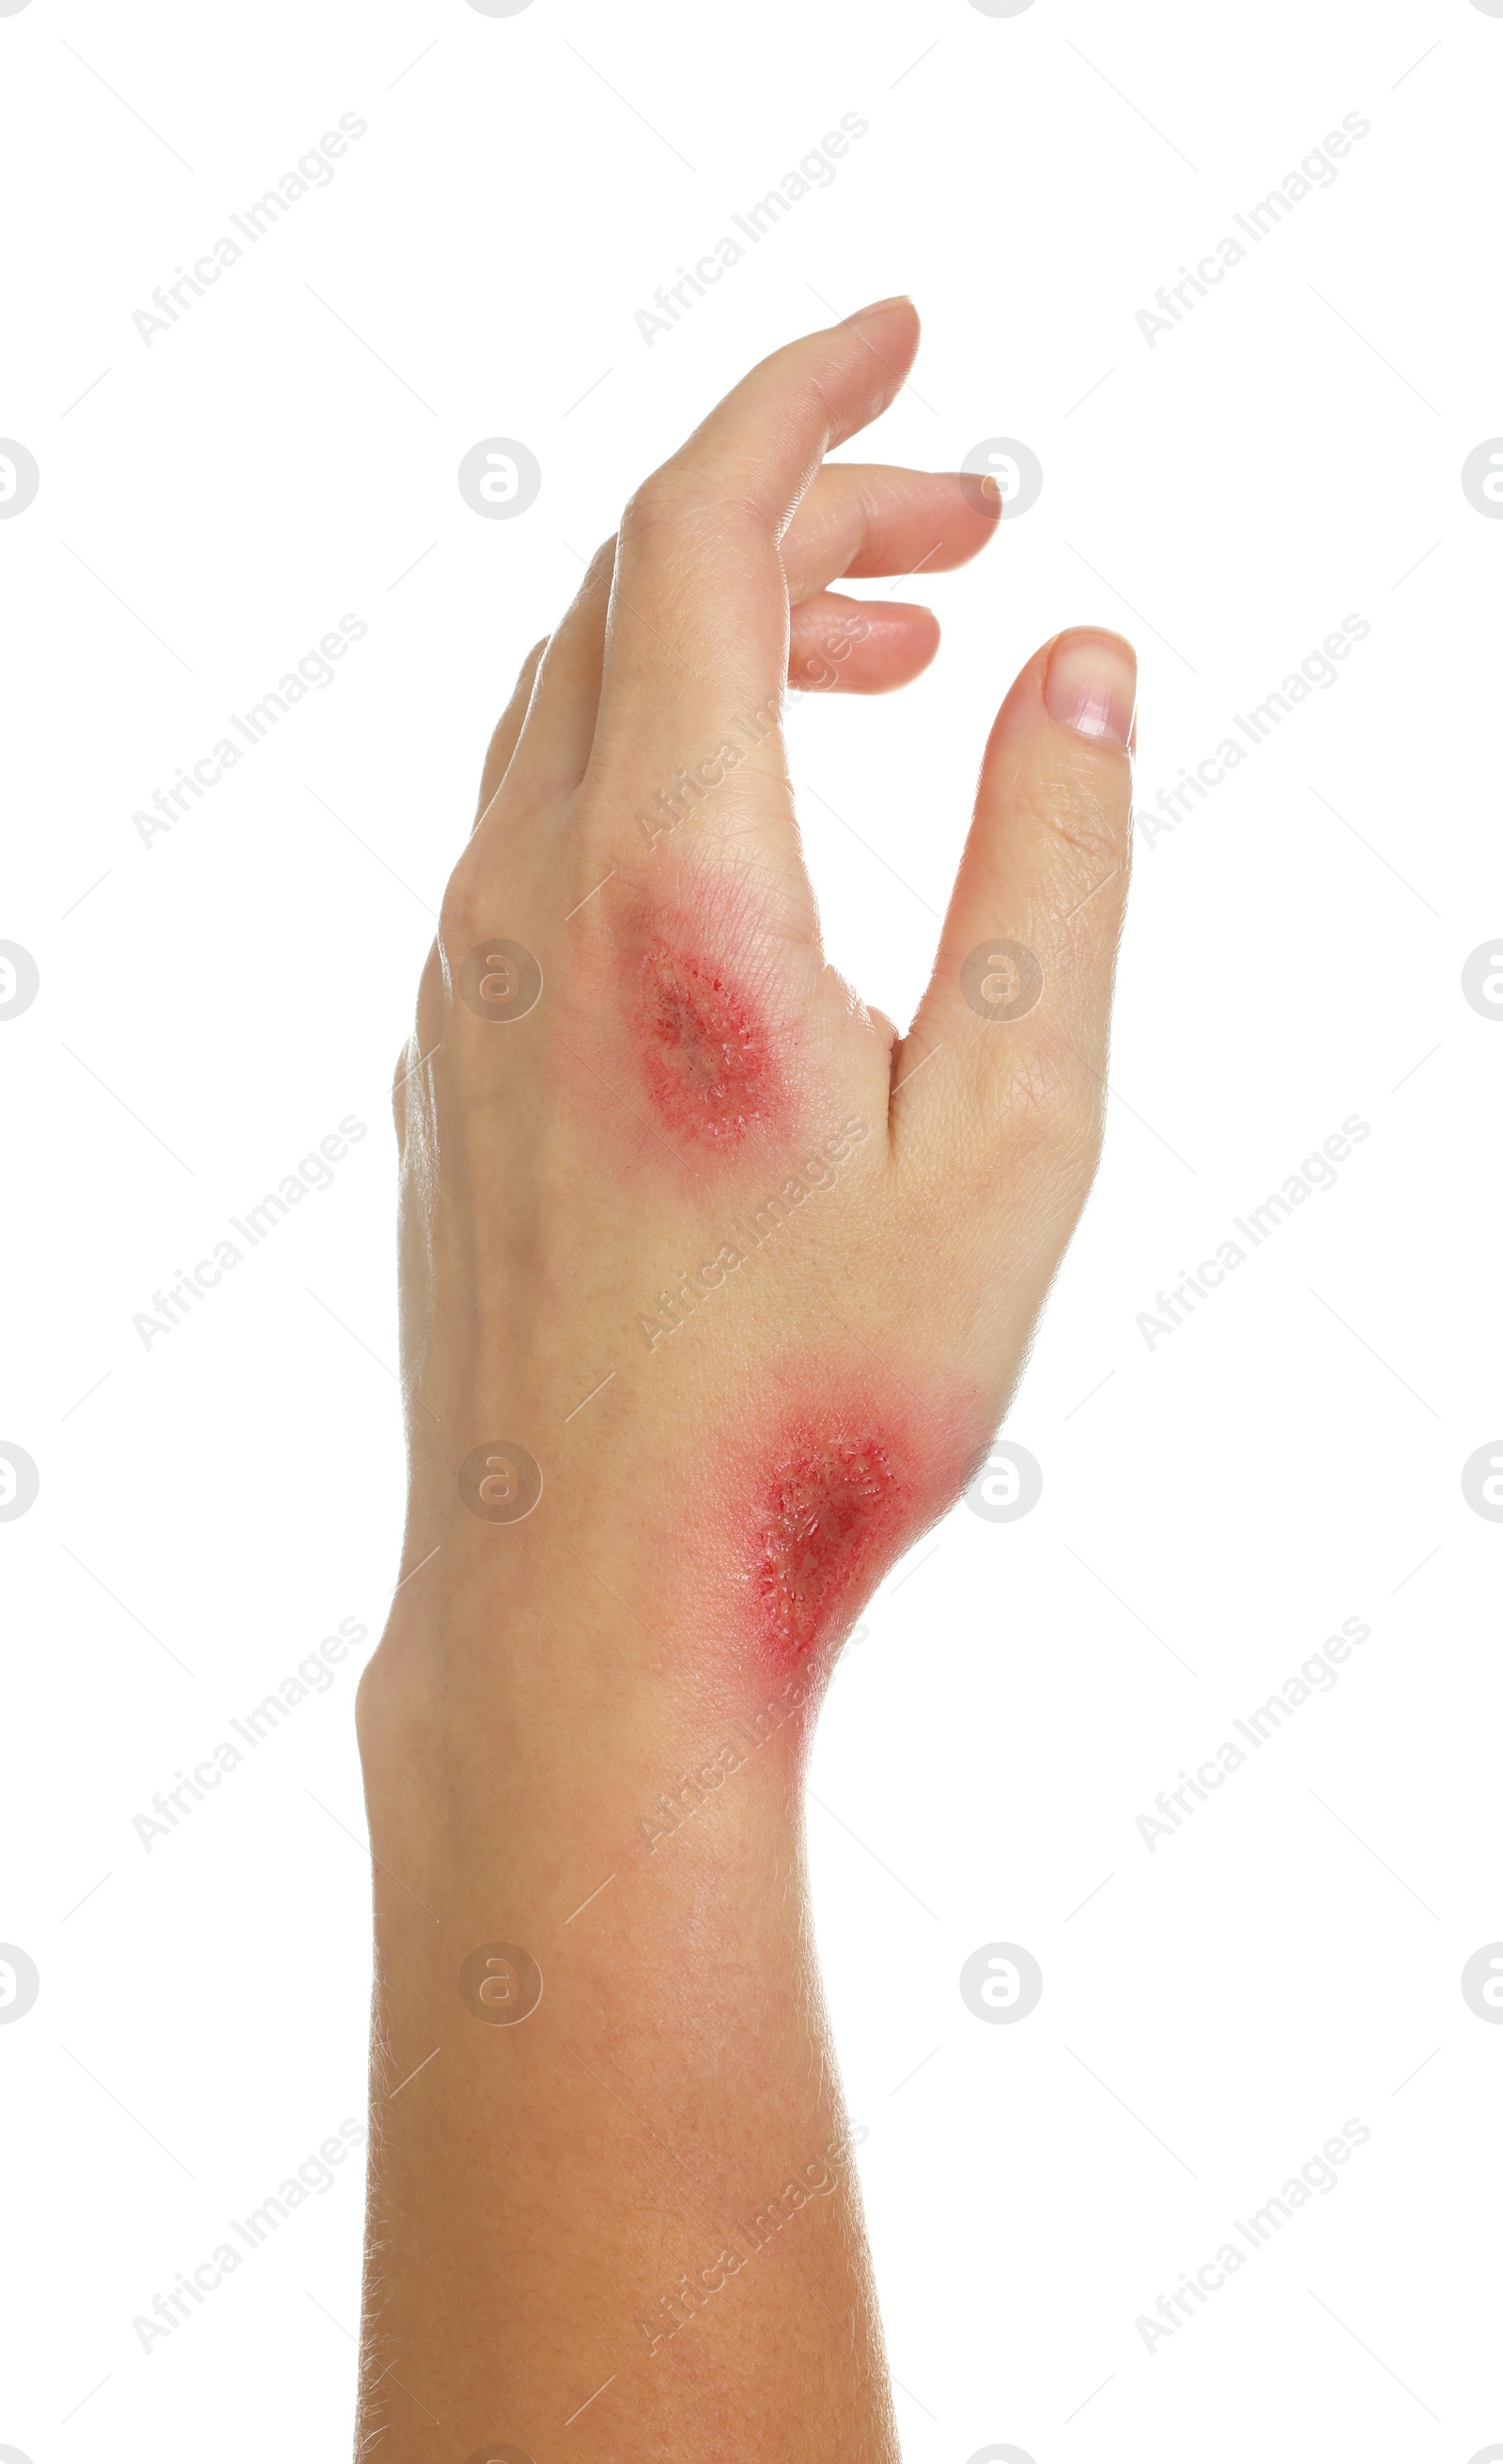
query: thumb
[{"left": 893, "top": 626, "right": 1137, "bottom": 1202}]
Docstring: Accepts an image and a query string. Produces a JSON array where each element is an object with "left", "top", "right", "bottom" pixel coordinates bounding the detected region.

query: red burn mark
[
  {"left": 753, "top": 1437, "right": 907, "bottom": 1657},
  {"left": 637, "top": 944, "right": 772, "bottom": 1146}
]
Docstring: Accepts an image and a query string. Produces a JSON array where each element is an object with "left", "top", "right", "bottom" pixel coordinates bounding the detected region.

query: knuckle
[
  {"left": 437, "top": 853, "right": 492, "bottom": 962},
  {"left": 993, "top": 1038, "right": 1104, "bottom": 1166},
  {"left": 622, "top": 464, "right": 707, "bottom": 536},
  {"left": 623, "top": 462, "right": 767, "bottom": 550}
]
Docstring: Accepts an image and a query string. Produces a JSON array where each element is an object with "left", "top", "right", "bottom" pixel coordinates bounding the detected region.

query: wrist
[{"left": 356, "top": 1588, "right": 820, "bottom": 1877}]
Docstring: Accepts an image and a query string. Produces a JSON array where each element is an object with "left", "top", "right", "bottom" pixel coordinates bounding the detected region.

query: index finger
[{"left": 587, "top": 298, "right": 921, "bottom": 784}]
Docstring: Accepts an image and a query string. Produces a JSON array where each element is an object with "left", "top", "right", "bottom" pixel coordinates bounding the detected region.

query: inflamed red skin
[
  {"left": 635, "top": 938, "right": 780, "bottom": 1148},
  {"left": 581, "top": 866, "right": 813, "bottom": 1165},
  {"left": 681, "top": 1381, "right": 984, "bottom": 1681},
  {"left": 752, "top": 1433, "right": 907, "bottom": 1658}
]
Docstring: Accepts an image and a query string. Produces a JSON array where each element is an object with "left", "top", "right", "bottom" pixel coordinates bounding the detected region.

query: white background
[{"left": 2, "top": 1, "right": 1500, "bottom": 2457}]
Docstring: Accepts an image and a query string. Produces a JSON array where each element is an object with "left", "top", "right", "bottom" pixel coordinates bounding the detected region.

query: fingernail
[
  {"left": 1043, "top": 628, "right": 1137, "bottom": 749},
  {"left": 850, "top": 292, "right": 913, "bottom": 319}
]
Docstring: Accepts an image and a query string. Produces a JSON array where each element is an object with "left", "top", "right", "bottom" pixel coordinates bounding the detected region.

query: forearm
[{"left": 354, "top": 1592, "right": 896, "bottom": 2461}]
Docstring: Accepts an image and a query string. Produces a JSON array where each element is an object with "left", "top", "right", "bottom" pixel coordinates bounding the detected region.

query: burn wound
[
  {"left": 636, "top": 943, "right": 775, "bottom": 1146},
  {"left": 753, "top": 1436, "right": 907, "bottom": 1657}
]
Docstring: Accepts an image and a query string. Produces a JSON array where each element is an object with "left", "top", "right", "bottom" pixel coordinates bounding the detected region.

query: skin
[{"left": 354, "top": 298, "right": 1136, "bottom": 2462}]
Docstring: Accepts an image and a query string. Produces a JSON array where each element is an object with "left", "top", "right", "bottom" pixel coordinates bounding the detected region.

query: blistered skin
[
  {"left": 636, "top": 942, "right": 777, "bottom": 1147},
  {"left": 752, "top": 1435, "right": 909, "bottom": 1658}
]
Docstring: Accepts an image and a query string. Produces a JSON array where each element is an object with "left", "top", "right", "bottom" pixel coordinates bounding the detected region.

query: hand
[{"left": 373, "top": 295, "right": 1134, "bottom": 1707}]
